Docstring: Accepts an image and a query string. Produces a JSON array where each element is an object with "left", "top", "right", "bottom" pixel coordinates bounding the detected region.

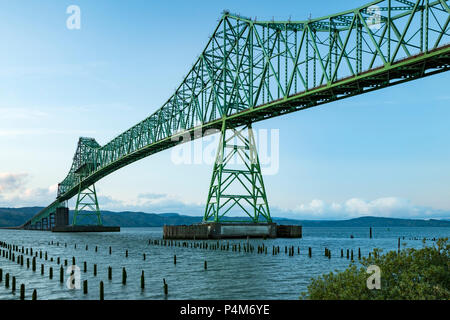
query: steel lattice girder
[
  {"left": 25, "top": 0, "right": 450, "bottom": 227},
  {"left": 204, "top": 122, "right": 272, "bottom": 223},
  {"left": 73, "top": 184, "right": 102, "bottom": 226}
]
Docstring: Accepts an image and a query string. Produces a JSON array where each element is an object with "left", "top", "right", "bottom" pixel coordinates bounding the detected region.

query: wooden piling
[
  {"left": 108, "top": 266, "right": 112, "bottom": 280},
  {"left": 83, "top": 280, "right": 88, "bottom": 294},
  {"left": 32, "top": 289, "right": 37, "bottom": 300},
  {"left": 99, "top": 281, "right": 104, "bottom": 300},
  {"left": 174, "top": 255, "right": 177, "bottom": 265},
  {"left": 20, "top": 284, "right": 25, "bottom": 300},
  {"left": 12, "top": 276, "right": 16, "bottom": 292},
  {"left": 5, "top": 273, "right": 9, "bottom": 288},
  {"left": 49, "top": 267, "right": 53, "bottom": 279},
  {"left": 93, "top": 264, "right": 97, "bottom": 276},
  {"left": 122, "top": 267, "right": 127, "bottom": 285},
  {"left": 204, "top": 260, "right": 207, "bottom": 270},
  {"left": 141, "top": 271, "right": 145, "bottom": 289},
  {"left": 308, "top": 247, "right": 312, "bottom": 258},
  {"left": 60, "top": 266, "right": 64, "bottom": 283},
  {"left": 163, "top": 278, "right": 168, "bottom": 295}
]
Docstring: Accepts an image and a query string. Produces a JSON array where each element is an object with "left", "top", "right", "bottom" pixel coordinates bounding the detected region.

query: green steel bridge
[{"left": 22, "top": 0, "right": 450, "bottom": 230}]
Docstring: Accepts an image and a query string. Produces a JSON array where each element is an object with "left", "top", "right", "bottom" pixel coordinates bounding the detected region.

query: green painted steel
[
  {"left": 73, "top": 184, "right": 102, "bottom": 226},
  {"left": 23, "top": 0, "right": 450, "bottom": 229},
  {"left": 204, "top": 122, "right": 272, "bottom": 223}
]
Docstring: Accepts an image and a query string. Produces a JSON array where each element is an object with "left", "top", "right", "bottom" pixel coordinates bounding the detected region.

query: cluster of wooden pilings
[
  {"left": 147, "top": 238, "right": 374, "bottom": 262},
  {"left": 0, "top": 240, "right": 172, "bottom": 300}
]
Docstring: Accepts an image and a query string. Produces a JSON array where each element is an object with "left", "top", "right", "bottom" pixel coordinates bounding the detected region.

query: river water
[{"left": 0, "top": 227, "right": 448, "bottom": 300}]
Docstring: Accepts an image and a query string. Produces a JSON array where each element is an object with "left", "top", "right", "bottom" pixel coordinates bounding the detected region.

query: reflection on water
[{"left": 0, "top": 227, "right": 448, "bottom": 300}]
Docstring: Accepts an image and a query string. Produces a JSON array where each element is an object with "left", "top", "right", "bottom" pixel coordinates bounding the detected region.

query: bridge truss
[{"left": 22, "top": 0, "right": 450, "bottom": 229}]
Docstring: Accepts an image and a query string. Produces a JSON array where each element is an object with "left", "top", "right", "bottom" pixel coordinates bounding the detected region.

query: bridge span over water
[{"left": 22, "top": 0, "right": 450, "bottom": 230}]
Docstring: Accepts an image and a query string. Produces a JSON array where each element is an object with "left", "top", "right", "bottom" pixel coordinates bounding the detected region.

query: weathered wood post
[
  {"left": 20, "top": 284, "right": 25, "bottom": 300},
  {"left": 108, "top": 266, "right": 112, "bottom": 280},
  {"left": 12, "top": 276, "right": 16, "bottom": 292},
  {"left": 83, "top": 280, "right": 88, "bottom": 294},
  {"left": 99, "top": 281, "right": 104, "bottom": 300},
  {"left": 60, "top": 266, "right": 64, "bottom": 283},
  {"left": 122, "top": 267, "right": 127, "bottom": 285},
  {"left": 141, "top": 271, "right": 145, "bottom": 289},
  {"left": 32, "top": 289, "right": 37, "bottom": 300},
  {"left": 163, "top": 278, "right": 168, "bottom": 296}
]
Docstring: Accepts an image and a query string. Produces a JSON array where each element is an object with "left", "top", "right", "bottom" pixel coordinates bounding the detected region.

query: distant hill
[{"left": 0, "top": 207, "right": 450, "bottom": 228}]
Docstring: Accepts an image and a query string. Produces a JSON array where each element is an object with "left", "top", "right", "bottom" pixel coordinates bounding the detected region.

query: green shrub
[{"left": 301, "top": 238, "right": 450, "bottom": 300}]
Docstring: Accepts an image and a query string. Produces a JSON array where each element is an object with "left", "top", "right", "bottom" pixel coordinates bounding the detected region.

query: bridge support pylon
[
  {"left": 73, "top": 183, "right": 103, "bottom": 226},
  {"left": 203, "top": 122, "right": 272, "bottom": 224}
]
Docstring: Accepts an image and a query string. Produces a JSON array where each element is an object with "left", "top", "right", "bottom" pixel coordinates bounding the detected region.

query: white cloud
[
  {"left": 288, "top": 197, "right": 448, "bottom": 219},
  {"left": 0, "top": 172, "right": 29, "bottom": 193},
  {"left": 0, "top": 172, "right": 56, "bottom": 207},
  {"left": 1, "top": 176, "right": 448, "bottom": 220}
]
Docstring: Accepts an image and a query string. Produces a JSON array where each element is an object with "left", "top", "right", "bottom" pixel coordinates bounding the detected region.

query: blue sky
[{"left": 0, "top": 0, "right": 449, "bottom": 220}]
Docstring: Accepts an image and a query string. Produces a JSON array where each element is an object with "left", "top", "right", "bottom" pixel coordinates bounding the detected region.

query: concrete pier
[
  {"left": 52, "top": 225, "right": 120, "bottom": 233},
  {"left": 163, "top": 223, "right": 301, "bottom": 239}
]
